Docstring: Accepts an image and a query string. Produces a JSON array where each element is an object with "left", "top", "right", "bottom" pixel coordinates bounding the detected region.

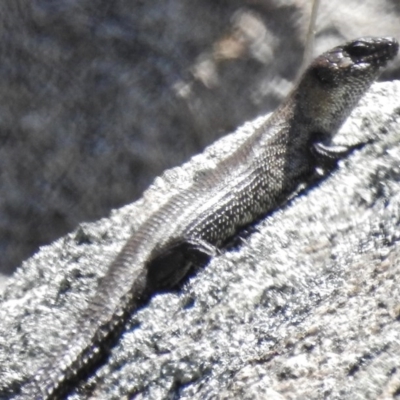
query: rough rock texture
[
  {"left": 1, "top": 0, "right": 400, "bottom": 276},
  {"left": 1, "top": 80, "right": 400, "bottom": 399}
]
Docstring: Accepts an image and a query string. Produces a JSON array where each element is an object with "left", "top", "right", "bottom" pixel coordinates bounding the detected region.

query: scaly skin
[{"left": 17, "top": 37, "right": 398, "bottom": 399}]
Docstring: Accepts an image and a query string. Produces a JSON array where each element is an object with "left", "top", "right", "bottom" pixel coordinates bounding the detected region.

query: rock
[{"left": 1, "top": 80, "right": 400, "bottom": 399}]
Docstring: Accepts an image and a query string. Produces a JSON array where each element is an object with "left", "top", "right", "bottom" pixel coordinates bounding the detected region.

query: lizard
[{"left": 16, "top": 36, "right": 398, "bottom": 399}]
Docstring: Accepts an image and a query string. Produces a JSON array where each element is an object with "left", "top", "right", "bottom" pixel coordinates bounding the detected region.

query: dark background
[{"left": 1, "top": 0, "right": 400, "bottom": 278}]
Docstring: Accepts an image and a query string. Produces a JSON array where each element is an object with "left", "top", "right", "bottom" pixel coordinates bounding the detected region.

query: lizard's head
[{"left": 294, "top": 36, "right": 398, "bottom": 137}]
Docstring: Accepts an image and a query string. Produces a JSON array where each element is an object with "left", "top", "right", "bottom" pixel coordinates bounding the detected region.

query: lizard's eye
[{"left": 346, "top": 41, "right": 375, "bottom": 59}]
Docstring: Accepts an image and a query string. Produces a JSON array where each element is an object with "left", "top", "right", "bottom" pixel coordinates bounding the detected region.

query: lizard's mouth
[{"left": 345, "top": 37, "right": 399, "bottom": 67}]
